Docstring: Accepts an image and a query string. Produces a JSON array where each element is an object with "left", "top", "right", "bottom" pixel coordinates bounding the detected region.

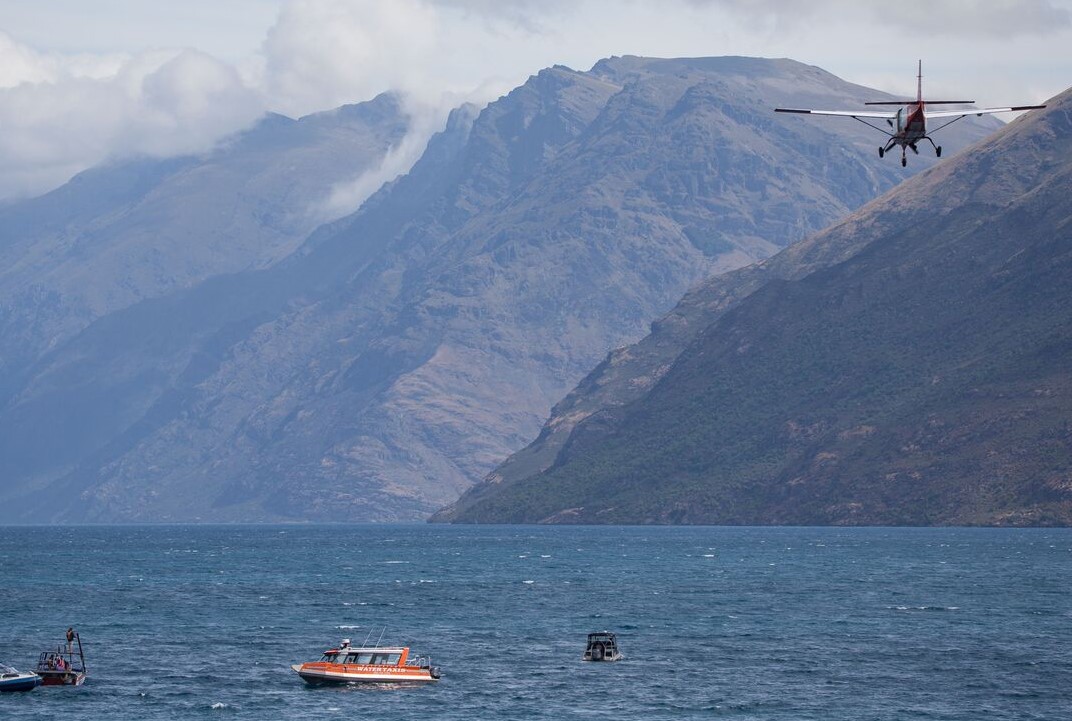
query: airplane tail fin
[{"left": 862, "top": 61, "right": 973, "bottom": 106}]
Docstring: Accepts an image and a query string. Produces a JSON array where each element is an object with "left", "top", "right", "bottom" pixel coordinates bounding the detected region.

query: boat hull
[
  {"left": 37, "top": 670, "right": 86, "bottom": 686},
  {"left": 291, "top": 664, "right": 438, "bottom": 685}
]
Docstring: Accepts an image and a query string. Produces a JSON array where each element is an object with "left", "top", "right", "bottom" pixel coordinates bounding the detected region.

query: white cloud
[
  {"left": 1, "top": 0, "right": 1070, "bottom": 202},
  {"left": 0, "top": 38, "right": 264, "bottom": 199},
  {"left": 863, "top": 0, "right": 1070, "bottom": 37},
  {"left": 261, "top": 0, "right": 440, "bottom": 118},
  {"left": 0, "top": 30, "right": 55, "bottom": 86},
  {"left": 0, "top": 0, "right": 285, "bottom": 61},
  {"left": 692, "top": 0, "right": 1071, "bottom": 36}
]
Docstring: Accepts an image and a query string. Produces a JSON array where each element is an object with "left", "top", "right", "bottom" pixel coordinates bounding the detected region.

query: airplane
[{"left": 775, "top": 61, "right": 1046, "bottom": 166}]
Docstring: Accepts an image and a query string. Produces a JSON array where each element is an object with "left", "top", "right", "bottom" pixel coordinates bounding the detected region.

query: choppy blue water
[{"left": 1, "top": 525, "right": 1069, "bottom": 720}]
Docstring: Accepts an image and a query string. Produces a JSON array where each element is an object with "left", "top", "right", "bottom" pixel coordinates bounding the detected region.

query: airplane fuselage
[
  {"left": 894, "top": 104, "right": 927, "bottom": 145},
  {"left": 882, "top": 101, "right": 933, "bottom": 164}
]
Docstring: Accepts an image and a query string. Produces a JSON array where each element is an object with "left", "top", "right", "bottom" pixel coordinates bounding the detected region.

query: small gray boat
[{"left": 582, "top": 632, "right": 622, "bottom": 662}]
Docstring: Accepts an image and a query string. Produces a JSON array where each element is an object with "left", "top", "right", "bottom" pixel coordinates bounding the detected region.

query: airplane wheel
[
  {"left": 878, "top": 147, "right": 884, "bottom": 158},
  {"left": 901, "top": 157, "right": 907, "bottom": 167},
  {"left": 936, "top": 146, "right": 942, "bottom": 158}
]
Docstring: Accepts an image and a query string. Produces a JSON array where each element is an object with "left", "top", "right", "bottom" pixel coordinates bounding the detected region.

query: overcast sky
[{"left": 2, "top": 0, "right": 1070, "bottom": 201}]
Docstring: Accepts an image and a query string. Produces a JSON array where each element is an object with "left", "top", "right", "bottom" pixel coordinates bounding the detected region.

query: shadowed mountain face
[
  {"left": 439, "top": 86, "right": 1072, "bottom": 526},
  {"left": 0, "top": 93, "right": 409, "bottom": 385},
  {"left": 0, "top": 56, "right": 1001, "bottom": 523}
]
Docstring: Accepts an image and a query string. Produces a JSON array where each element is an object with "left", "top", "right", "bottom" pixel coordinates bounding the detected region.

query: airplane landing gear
[
  {"left": 922, "top": 136, "right": 942, "bottom": 158},
  {"left": 901, "top": 156, "right": 907, "bottom": 167},
  {"left": 879, "top": 146, "right": 885, "bottom": 158}
]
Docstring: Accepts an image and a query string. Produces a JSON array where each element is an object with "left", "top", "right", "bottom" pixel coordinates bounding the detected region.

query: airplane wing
[
  {"left": 925, "top": 105, "right": 1046, "bottom": 119},
  {"left": 775, "top": 108, "right": 895, "bottom": 119}
]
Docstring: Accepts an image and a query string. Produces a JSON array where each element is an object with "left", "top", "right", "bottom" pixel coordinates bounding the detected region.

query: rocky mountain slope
[
  {"left": 0, "top": 56, "right": 1000, "bottom": 522},
  {"left": 0, "top": 93, "right": 409, "bottom": 386},
  {"left": 439, "top": 86, "right": 1072, "bottom": 526}
]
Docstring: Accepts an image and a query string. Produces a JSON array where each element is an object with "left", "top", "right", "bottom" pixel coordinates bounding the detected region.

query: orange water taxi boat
[{"left": 291, "top": 637, "right": 440, "bottom": 685}]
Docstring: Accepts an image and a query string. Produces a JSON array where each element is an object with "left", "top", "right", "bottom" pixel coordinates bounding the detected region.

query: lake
[{"left": 1, "top": 525, "right": 1069, "bottom": 719}]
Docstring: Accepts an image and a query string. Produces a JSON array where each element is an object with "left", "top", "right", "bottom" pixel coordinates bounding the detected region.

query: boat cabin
[
  {"left": 320, "top": 648, "right": 407, "bottom": 666},
  {"left": 319, "top": 639, "right": 437, "bottom": 672}
]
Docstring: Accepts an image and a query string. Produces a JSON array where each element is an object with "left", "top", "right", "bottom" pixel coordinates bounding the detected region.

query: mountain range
[
  {"left": 0, "top": 93, "right": 409, "bottom": 387},
  {"left": 0, "top": 56, "right": 1002, "bottom": 522},
  {"left": 437, "top": 85, "right": 1072, "bottom": 526}
]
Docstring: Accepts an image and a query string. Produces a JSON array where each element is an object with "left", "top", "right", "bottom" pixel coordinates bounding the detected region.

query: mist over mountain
[
  {"left": 0, "top": 93, "right": 409, "bottom": 387},
  {"left": 0, "top": 56, "right": 1001, "bottom": 523},
  {"left": 439, "top": 85, "right": 1072, "bottom": 526}
]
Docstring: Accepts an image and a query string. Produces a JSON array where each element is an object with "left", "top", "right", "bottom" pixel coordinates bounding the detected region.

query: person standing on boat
[{"left": 66, "top": 628, "right": 75, "bottom": 654}]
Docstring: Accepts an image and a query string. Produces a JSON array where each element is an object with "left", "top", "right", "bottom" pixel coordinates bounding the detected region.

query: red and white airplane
[{"left": 776, "top": 61, "right": 1046, "bottom": 166}]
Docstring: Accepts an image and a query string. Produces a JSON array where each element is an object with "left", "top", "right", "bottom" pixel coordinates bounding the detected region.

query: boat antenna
[
  {"left": 375, "top": 627, "right": 386, "bottom": 648},
  {"left": 361, "top": 628, "right": 375, "bottom": 647}
]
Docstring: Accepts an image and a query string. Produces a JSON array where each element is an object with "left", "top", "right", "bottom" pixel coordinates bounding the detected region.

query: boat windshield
[
  {"left": 0, "top": 664, "right": 18, "bottom": 675},
  {"left": 317, "top": 649, "right": 405, "bottom": 665},
  {"left": 336, "top": 652, "right": 401, "bottom": 665}
]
